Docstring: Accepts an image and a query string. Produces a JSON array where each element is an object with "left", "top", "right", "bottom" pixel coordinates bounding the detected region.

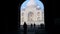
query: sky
[{"left": 21, "top": 0, "right": 44, "bottom": 10}]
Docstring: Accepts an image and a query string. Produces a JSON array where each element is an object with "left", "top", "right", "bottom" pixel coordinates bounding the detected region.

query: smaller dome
[
  {"left": 36, "top": 6, "right": 41, "bottom": 10},
  {"left": 37, "top": 6, "right": 40, "bottom": 8}
]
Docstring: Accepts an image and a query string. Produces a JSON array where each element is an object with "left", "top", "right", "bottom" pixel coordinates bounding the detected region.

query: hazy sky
[{"left": 21, "top": 0, "right": 44, "bottom": 10}]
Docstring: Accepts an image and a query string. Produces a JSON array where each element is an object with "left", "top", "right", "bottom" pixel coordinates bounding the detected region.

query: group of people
[{"left": 22, "top": 22, "right": 45, "bottom": 34}]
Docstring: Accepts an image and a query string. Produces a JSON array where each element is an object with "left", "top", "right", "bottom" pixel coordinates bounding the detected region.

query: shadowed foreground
[{"left": 19, "top": 24, "right": 48, "bottom": 34}]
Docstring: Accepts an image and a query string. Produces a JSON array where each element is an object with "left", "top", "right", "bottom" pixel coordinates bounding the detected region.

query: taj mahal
[{"left": 20, "top": 0, "right": 44, "bottom": 25}]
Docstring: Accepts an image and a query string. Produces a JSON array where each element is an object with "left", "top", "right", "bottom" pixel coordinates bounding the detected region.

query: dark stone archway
[
  {"left": 18, "top": 0, "right": 46, "bottom": 28},
  {"left": 17, "top": 0, "right": 47, "bottom": 30},
  {"left": 7, "top": 0, "right": 58, "bottom": 34},
  {"left": 17, "top": 0, "right": 55, "bottom": 34}
]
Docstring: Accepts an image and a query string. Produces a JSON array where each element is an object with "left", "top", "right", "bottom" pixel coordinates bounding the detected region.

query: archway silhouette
[
  {"left": 18, "top": 0, "right": 49, "bottom": 31},
  {"left": 17, "top": 0, "right": 50, "bottom": 34},
  {"left": 20, "top": 0, "right": 45, "bottom": 25}
]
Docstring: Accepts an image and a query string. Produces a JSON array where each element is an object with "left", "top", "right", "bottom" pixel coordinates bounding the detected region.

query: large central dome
[{"left": 26, "top": 0, "right": 37, "bottom": 6}]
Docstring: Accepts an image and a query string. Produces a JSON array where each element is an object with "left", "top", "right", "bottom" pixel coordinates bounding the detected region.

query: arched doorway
[{"left": 28, "top": 12, "right": 34, "bottom": 21}]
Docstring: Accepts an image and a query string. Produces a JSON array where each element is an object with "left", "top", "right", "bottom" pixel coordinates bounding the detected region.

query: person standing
[{"left": 23, "top": 22, "right": 27, "bottom": 34}]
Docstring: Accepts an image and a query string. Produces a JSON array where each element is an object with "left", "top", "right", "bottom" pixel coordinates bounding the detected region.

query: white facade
[{"left": 20, "top": 0, "right": 44, "bottom": 25}]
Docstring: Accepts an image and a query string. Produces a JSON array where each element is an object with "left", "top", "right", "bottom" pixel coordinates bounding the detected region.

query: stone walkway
[{"left": 19, "top": 26, "right": 48, "bottom": 34}]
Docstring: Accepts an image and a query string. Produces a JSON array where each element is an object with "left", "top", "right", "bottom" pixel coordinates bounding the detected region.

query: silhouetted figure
[
  {"left": 31, "top": 24, "right": 33, "bottom": 28},
  {"left": 23, "top": 22, "right": 27, "bottom": 34},
  {"left": 34, "top": 23, "right": 36, "bottom": 28},
  {"left": 40, "top": 23, "right": 45, "bottom": 29}
]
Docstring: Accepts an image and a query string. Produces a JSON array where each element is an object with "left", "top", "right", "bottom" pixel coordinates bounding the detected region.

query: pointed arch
[{"left": 28, "top": 12, "right": 34, "bottom": 21}]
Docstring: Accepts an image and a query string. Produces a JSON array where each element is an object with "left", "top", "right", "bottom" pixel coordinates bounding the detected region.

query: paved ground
[{"left": 19, "top": 25, "right": 48, "bottom": 34}]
